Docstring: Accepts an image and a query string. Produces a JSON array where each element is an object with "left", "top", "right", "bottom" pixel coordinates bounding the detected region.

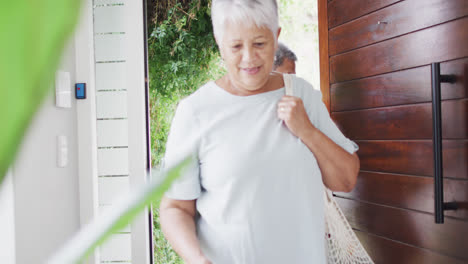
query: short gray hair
[
  {"left": 211, "top": 0, "right": 279, "bottom": 43},
  {"left": 274, "top": 42, "right": 297, "bottom": 68}
]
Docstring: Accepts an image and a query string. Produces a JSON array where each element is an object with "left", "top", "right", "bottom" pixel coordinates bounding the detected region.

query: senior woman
[{"left": 159, "top": 0, "right": 360, "bottom": 263}]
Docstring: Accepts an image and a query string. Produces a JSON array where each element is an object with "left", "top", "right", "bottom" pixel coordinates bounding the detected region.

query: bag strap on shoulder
[{"left": 283, "top": 74, "right": 294, "bottom": 96}]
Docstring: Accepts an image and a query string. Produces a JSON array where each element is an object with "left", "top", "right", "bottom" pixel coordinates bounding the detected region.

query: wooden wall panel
[
  {"left": 336, "top": 172, "right": 468, "bottom": 220},
  {"left": 329, "top": 0, "right": 468, "bottom": 56},
  {"left": 355, "top": 230, "right": 468, "bottom": 264},
  {"left": 330, "top": 58, "right": 468, "bottom": 111},
  {"left": 332, "top": 99, "right": 468, "bottom": 140},
  {"left": 324, "top": 0, "right": 468, "bottom": 262},
  {"left": 330, "top": 17, "right": 468, "bottom": 83},
  {"left": 328, "top": 0, "right": 401, "bottom": 29},
  {"left": 357, "top": 140, "right": 468, "bottom": 180},
  {"left": 336, "top": 198, "right": 468, "bottom": 260},
  {"left": 318, "top": 0, "right": 331, "bottom": 110}
]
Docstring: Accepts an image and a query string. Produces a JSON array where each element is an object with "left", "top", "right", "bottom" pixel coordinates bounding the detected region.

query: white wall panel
[
  {"left": 97, "top": 148, "right": 128, "bottom": 176},
  {"left": 125, "top": 0, "right": 152, "bottom": 262},
  {"left": 93, "top": 0, "right": 150, "bottom": 263},
  {"left": 94, "top": 0, "right": 126, "bottom": 5},
  {"left": 13, "top": 49, "right": 81, "bottom": 263},
  {"left": 100, "top": 233, "right": 131, "bottom": 262},
  {"left": 96, "top": 91, "right": 127, "bottom": 119},
  {"left": 94, "top": 34, "right": 126, "bottom": 62},
  {"left": 98, "top": 176, "right": 130, "bottom": 205},
  {"left": 0, "top": 170, "right": 16, "bottom": 264},
  {"left": 97, "top": 119, "right": 128, "bottom": 147},
  {"left": 94, "top": 5, "right": 126, "bottom": 33},
  {"left": 98, "top": 205, "right": 131, "bottom": 233},
  {"left": 95, "top": 62, "right": 126, "bottom": 91},
  {"left": 75, "top": 0, "right": 100, "bottom": 262}
]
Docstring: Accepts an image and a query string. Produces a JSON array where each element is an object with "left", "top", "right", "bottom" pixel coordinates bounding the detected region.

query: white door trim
[
  {"left": 126, "top": 0, "right": 152, "bottom": 263},
  {"left": 75, "top": 0, "right": 100, "bottom": 262}
]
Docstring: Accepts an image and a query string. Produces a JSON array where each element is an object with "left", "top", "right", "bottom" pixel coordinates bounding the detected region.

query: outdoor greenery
[
  {"left": 148, "top": 0, "right": 224, "bottom": 169},
  {"left": 147, "top": 0, "right": 224, "bottom": 262}
]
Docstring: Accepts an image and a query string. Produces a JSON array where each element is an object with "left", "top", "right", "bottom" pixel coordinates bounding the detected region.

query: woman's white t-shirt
[{"left": 164, "top": 75, "right": 358, "bottom": 264}]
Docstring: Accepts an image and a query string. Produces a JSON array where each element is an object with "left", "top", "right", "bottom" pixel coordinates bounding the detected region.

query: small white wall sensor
[
  {"left": 57, "top": 135, "right": 68, "bottom": 168},
  {"left": 55, "top": 71, "right": 71, "bottom": 108}
]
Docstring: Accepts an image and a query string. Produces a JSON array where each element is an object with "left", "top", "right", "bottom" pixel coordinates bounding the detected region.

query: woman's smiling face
[{"left": 218, "top": 21, "right": 280, "bottom": 94}]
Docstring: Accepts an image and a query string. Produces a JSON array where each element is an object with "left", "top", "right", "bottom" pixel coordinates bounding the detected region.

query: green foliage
[
  {"left": 148, "top": 1, "right": 225, "bottom": 262},
  {"left": 148, "top": 0, "right": 224, "bottom": 169},
  {"left": 48, "top": 157, "right": 193, "bottom": 264},
  {"left": 0, "top": 0, "right": 81, "bottom": 182}
]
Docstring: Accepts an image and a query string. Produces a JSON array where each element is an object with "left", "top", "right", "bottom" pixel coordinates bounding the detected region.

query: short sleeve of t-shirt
[
  {"left": 315, "top": 99, "right": 359, "bottom": 154},
  {"left": 295, "top": 76, "right": 359, "bottom": 154},
  {"left": 163, "top": 99, "right": 202, "bottom": 200}
]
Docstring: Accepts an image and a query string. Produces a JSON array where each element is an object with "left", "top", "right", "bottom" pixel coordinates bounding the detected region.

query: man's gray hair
[
  {"left": 274, "top": 42, "right": 297, "bottom": 68},
  {"left": 211, "top": 0, "right": 279, "bottom": 44}
]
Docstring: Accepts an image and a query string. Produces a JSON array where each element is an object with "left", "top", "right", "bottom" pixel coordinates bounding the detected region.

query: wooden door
[{"left": 318, "top": 0, "right": 468, "bottom": 263}]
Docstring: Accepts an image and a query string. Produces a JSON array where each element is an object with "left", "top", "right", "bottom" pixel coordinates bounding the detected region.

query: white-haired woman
[{"left": 159, "top": 0, "right": 360, "bottom": 263}]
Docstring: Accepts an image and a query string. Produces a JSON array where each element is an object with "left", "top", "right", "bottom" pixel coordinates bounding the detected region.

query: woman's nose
[{"left": 242, "top": 47, "right": 255, "bottom": 62}]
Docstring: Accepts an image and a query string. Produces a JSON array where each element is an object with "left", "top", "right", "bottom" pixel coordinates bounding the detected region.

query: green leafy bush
[
  {"left": 148, "top": 0, "right": 224, "bottom": 169},
  {"left": 147, "top": 1, "right": 224, "bottom": 262}
]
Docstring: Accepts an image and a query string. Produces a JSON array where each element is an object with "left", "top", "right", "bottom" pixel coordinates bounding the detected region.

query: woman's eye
[
  {"left": 254, "top": 42, "right": 265, "bottom": 47},
  {"left": 232, "top": 44, "right": 241, "bottom": 49}
]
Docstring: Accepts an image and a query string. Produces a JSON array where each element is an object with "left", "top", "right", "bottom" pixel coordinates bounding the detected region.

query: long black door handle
[{"left": 431, "top": 62, "right": 458, "bottom": 224}]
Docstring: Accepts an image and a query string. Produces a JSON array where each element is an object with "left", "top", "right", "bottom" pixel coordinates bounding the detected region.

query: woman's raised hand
[{"left": 277, "top": 95, "right": 315, "bottom": 139}]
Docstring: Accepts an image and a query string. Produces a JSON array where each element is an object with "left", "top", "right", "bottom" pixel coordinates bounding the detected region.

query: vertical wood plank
[{"left": 318, "top": 0, "right": 330, "bottom": 111}]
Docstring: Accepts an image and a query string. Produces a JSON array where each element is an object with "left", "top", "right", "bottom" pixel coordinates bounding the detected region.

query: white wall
[
  {"left": 0, "top": 170, "right": 16, "bottom": 264},
  {"left": 12, "top": 40, "right": 81, "bottom": 264}
]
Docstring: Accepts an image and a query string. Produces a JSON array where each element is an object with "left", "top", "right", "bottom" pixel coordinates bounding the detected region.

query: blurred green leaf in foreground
[
  {"left": 48, "top": 155, "right": 193, "bottom": 264},
  {"left": 0, "top": 0, "right": 81, "bottom": 182}
]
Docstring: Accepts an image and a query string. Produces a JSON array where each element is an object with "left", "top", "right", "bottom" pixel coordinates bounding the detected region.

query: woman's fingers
[
  {"left": 277, "top": 95, "right": 314, "bottom": 138},
  {"left": 277, "top": 96, "right": 302, "bottom": 117}
]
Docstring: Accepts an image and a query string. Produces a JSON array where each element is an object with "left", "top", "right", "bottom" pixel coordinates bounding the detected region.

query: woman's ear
[{"left": 276, "top": 27, "right": 282, "bottom": 41}]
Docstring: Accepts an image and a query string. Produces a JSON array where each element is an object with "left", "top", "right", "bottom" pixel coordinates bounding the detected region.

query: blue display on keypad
[{"left": 75, "top": 83, "right": 86, "bottom": 99}]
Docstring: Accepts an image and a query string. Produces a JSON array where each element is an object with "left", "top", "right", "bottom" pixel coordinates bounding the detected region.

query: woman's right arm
[{"left": 159, "top": 196, "right": 211, "bottom": 264}]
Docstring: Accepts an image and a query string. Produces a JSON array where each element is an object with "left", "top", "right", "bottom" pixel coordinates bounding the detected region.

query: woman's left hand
[{"left": 277, "top": 95, "right": 315, "bottom": 138}]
